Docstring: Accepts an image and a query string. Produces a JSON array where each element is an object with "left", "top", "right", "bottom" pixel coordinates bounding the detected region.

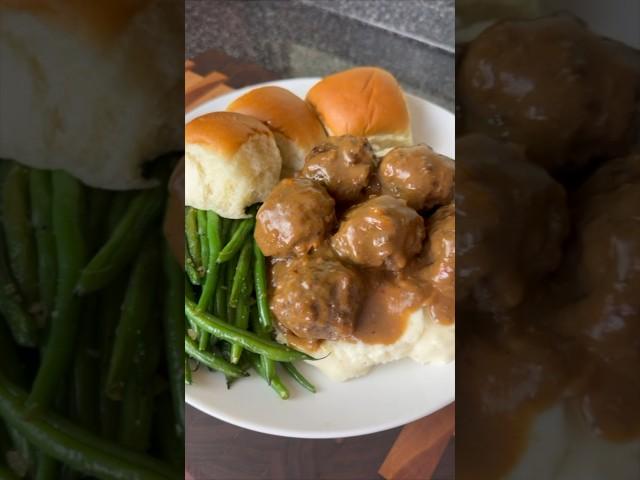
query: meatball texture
[
  {"left": 255, "top": 178, "right": 335, "bottom": 257},
  {"left": 270, "top": 248, "right": 364, "bottom": 341},
  {"left": 379, "top": 145, "right": 455, "bottom": 210},
  {"left": 456, "top": 134, "right": 568, "bottom": 312},
  {"left": 331, "top": 195, "right": 425, "bottom": 271},
  {"left": 458, "top": 16, "right": 639, "bottom": 172},
  {"left": 298, "top": 135, "right": 375, "bottom": 203}
]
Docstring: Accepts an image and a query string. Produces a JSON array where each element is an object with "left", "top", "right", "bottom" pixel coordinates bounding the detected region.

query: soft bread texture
[
  {"left": 306, "top": 67, "right": 412, "bottom": 154},
  {"left": 185, "top": 112, "right": 282, "bottom": 219},
  {"left": 289, "top": 307, "right": 454, "bottom": 382},
  {"left": 227, "top": 86, "right": 327, "bottom": 176},
  {"left": 0, "top": 0, "right": 183, "bottom": 189}
]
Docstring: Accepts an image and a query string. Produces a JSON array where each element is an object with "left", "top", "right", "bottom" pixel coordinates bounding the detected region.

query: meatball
[
  {"left": 331, "top": 195, "right": 425, "bottom": 271},
  {"left": 255, "top": 178, "right": 335, "bottom": 257},
  {"left": 456, "top": 134, "right": 568, "bottom": 312},
  {"left": 298, "top": 135, "right": 375, "bottom": 203},
  {"left": 270, "top": 248, "right": 364, "bottom": 341},
  {"left": 379, "top": 145, "right": 454, "bottom": 210},
  {"left": 419, "top": 204, "right": 455, "bottom": 325},
  {"left": 458, "top": 16, "right": 639, "bottom": 172}
]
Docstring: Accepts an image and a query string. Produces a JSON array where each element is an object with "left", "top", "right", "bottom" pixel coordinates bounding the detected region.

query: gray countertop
[{"left": 186, "top": 0, "right": 454, "bottom": 110}]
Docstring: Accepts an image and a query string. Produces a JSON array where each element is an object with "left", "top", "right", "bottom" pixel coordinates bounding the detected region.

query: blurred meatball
[
  {"left": 458, "top": 16, "right": 639, "bottom": 172},
  {"left": 255, "top": 178, "right": 335, "bottom": 257},
  {"left": 331, "top": 195, "right": 425, "bottom": 271},
  {"left": 456, "top": 134, "right": 569, "bottom": 312},
  {"left": 379, "top": 145, "right": 454, "bottom": 210},
  {"left": 270, "top": 248, "right": 363, "bottom": 341},
  {"left": 298, "top": 135, "right": 375, "bottom": 203}
]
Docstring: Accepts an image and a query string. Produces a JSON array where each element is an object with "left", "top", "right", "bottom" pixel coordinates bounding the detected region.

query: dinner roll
[
  {"left": 306, "top": 67, "right": 412, "bottom": 154},
  {"left": 227, "top": 86, "right": 327, "bottom": 176},
  {"left": 185, "top": 112, "right": 282, "bottom": 219}
]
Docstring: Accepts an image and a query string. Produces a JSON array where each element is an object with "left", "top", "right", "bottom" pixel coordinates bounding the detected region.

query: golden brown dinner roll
[
  {"left": 306, "top": 67, "right": 412, "bottom": 154},
  {"left": 227, "top": 86, "right": 327, "bottom": 176},
  {"left": 185, "top": 112, "right": 282, "bottom": 219},
  {"left": 0, "top": 0, "right": 183, "bottom": 189}
]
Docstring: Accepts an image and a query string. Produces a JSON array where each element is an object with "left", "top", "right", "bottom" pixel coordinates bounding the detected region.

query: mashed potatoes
[{"left": 296, "top": 307, "right": 454, "bottom": 382}]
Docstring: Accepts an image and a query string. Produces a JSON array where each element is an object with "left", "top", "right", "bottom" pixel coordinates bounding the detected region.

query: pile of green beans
[
  {"left": 184, "top": 206, "right": 316, "bottom": 399},
  {"left": 0, "top": 160, "right": 183, "bottom": 479}
]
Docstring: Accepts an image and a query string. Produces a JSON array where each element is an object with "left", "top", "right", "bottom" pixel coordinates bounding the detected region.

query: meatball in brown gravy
[
  {"left": 331, "top": 195, "right": 425, "bottom": 271},
  {"left": 298, "top": 135, "right": 376, "bottom": 202},
  {"left": 255, "top": 178, "right": 335, "bottom": 257},
  {"left": 270, "top": 248, "right": 364, "bottom": 341},
  {"left": 379, "top": 145, "right": 454, "bottom": 210}
]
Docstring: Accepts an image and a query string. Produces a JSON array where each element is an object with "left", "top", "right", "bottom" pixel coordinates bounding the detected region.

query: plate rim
[{"left": 185, "top": 77, "right": 455, "bottom": 439}]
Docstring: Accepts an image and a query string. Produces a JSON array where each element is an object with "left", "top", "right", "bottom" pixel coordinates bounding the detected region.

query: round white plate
[{"left": 185, "top": 78, "right": 455, "bottom": 439}]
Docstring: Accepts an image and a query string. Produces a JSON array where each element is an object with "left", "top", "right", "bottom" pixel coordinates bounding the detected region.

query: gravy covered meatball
[
  {"left": 298, "top": 135, "right": 375, "bottom": 203},
  {"left": 255, "top": 178, "right": 335, "bottom": 257},
  {"left": 331, "top": 195, "right": 425, "bottom": 271},
  {"left": 417, "top": 204, "right": 455, "bottom": 325},
  {"left": 379, "top": 145, "right": 455, "bottom": 210},
  {"left": 458, "top": 16, "right": 639, "bottom": 172},
  {"left": 270, "top": 248, "right": 364, "bottom": 341},
  {"left": 456, "top": 134, "right": 568, "bottom": 312}
]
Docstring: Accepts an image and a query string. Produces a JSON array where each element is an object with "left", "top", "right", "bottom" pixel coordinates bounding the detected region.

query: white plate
[{"left": 185, "top": 78, "right": 455, "bottom": 439}]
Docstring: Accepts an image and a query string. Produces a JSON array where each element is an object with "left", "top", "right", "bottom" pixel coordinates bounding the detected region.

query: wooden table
[{"left": 185, "top": 49, "right": 454, "bottom": 480}]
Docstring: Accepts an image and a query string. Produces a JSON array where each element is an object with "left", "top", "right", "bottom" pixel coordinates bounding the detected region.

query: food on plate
[
  {"left": 255, "top": 135, "right": 455, "bottom": 382},
  {"left": 330, "top": 195, "right": 425, "bottom": 271},
  {"left": 456, "top": 134, "right": 568, "bottom": 312},
  {"left": 185, "top": 112, "right": 282, "bottom": 219},
  {"left": 299, "top": 135, "right": 376, "bottom": 202},
  {"left": 270, "top": 247, "right": 364, "bottom": 341},
  {"left": 0, "top": 0, "right": 183, "bottom": 189},
  {"left": 306, "top": 67, "right": 412, "bottom": 154},
  {"left": 164, "top": 156, "right": 185, "bottom": 265},
  {"left": 456, "top": 13, "right": 640, "bottom": 479},
  {"left": 227, "top": 86, "right": 327, "bottom": 176},
  {"left": 185, "top": 68, "right": 454, "bottom": 393},
  {"left": 379, "top": 144, "right": 455, "bottom": 210},
  {"left": 254, "top": 178, "right": 336, "bottom": 257},
  {"left": 457, "top": 15, "right": 639, "bottom": 173}
]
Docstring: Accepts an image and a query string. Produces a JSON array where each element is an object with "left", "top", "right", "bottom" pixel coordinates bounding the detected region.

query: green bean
[
  {"left": 214, "top": 267, "right": 227, "bottom": 320},
  {"left": 184, "top": 253, "right": 200, "bottom": 286},
  {"left": 154, "top": 393, "right": 183, "bottom": 469},
  {"left": 247, "top": 354, "right": 289, "bottom": 400},
  {"left": 163, "top": 246, "right": 184, "bottom": 437},
  {"left": 185, "top": 337, "right": 247, "bottom": 378},
  {"left": 225, "top": 249, "right": 238, "bottom": 323},
  {"left": 250, "top": 307, "right": 275, "bottom": 384},
  {"left": 282, "top": 362, "right": 316, "bottom": 393},
  {"left": 0, "top": 375, "right": 175, "bottom": 480},
  {"left": 253, "top": 240, "right": 273, "bottom": 331},
  {"left": 1, "top": 165, "right": 38, "bottom": 305},
  {"left": 230, "top": 298, "right": 251, "bottom": 364},
  {"left": 197, "top": 211, "right": 222, "bottom": 311},
  {"left": 229, "top": 239, "right": 253, "bottom": 308},
  {"left": 29, "top": 169, "right": 57, "bottom": 313},
  {"left": 76, "top": 187, "right": 163, "bottom": 294},
  {"left": 86, "top": 188, "right": 112, "bottom": 252},
  {"left": 36, "top": 452, "right": 59, "bottom": 480},
  {"left": 71, "top": 301, "right": 100, "bottom": 430},
  {"left": 105, "top": 235, "right": 160, "bottom": 400},
  {"left": 118, "top": 374, "right": 154, "bottom": 453},
  {"left": 185, "top": 298, "right": 309, "bottom": 362},
  {"left": 184, "top": 207, "right": 201, "bottom": 274},
  {"left": 217, "top": 217, "right": 255, "bottom": 263},
  {"left": 27, "top": 171, "right": 86, "bottom": 414},
  {"left": 196, "top": 210, "right": 209, "bottom": 272},
  {"left": 106, "top": 191, "right": 134, "bottom": 233}
]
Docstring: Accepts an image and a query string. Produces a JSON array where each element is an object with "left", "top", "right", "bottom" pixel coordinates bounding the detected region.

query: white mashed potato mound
[
  {"left": 0, "top": 3, "right": 182, "bottom": 189},
  {"left": 301, "top": 307, "right": 455, "bottom": 382}
]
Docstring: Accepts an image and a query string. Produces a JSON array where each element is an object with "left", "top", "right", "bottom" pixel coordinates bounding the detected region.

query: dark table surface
[
  {"left": 185, "top": 9, "right": 455, "bottom": 475},
  {"left": 186, "top": 405, "right": 455, "bottom": 480}
]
